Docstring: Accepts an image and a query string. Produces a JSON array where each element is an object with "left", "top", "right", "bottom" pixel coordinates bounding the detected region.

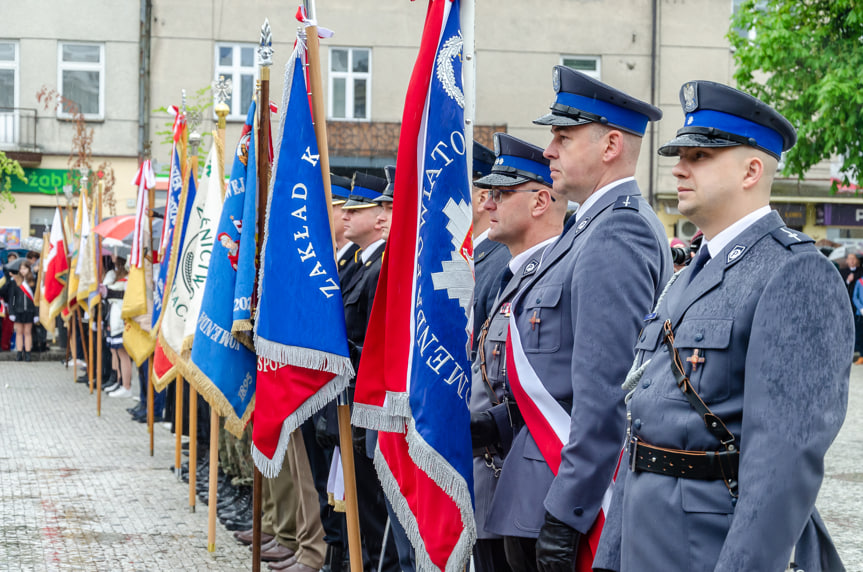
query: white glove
[
  {"left": 34, "top": 316, "right": 39, "bottom": 324},
  {"left": 8, "top": 315, "right": 14, "bottom": 321}
]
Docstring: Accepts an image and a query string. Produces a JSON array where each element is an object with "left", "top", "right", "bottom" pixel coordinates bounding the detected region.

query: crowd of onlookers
[
  {"left": 0, "top": 250, "right": 47, "bottom": 360},
  {"left": 839, "top": 251, "right": 863, "bottom": 365}
]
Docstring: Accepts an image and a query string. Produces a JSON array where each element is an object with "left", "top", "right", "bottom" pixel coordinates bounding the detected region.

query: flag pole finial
[
  {"left": 188, "top": 130, "right": 202, "bottom": 158},
  {"left": 213, "top": 75, "right": 232, "bottom": 130},
  {"left": 258, "top": 19, "right": 273, "bottom": 68}
]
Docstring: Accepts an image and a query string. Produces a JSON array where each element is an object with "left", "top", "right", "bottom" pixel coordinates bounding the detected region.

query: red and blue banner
[
  {"left": 353, "top": 1, "right": 476, "bottom": 569},
  {"left": 251, "top": 39, "right": 353, "bottom": 477}
]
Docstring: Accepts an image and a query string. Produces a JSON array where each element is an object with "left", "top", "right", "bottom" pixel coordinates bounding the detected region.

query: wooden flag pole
[
  {"left": 186, "top": 130, "right": 202, "bottom": 514},
  {"left": 175, "top": 373, "right": 184, "bottom": 480},
  {"left": 148, "top": 168, "right": 156, "bottom": 457},
  {"left": 208, "top": 79, "right": 231, "bottom": 553},
  {"left": 95, "top": 182, "right": 104, "bottom": 416},
  {"left": 303, "top": 3, "right": 363, "bottom": 569},
  {"left": 189, "top": 383, "right": 198, "bottom": 513},
  {"left": 251, "top": 19, "right": 273, "bottom": 572}
]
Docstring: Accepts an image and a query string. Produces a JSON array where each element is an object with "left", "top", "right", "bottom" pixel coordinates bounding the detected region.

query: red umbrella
[{"left": 91, "top": 215, "right": 136, "bottom": 241}]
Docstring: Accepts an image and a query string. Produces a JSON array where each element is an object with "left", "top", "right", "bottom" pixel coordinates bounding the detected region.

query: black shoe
[
  {"left": 127, "top": 404, "right": 145, "bottom": 415},
  {"left": 76, "top": 374, "right": 89, "bottom": 384},
  {"left": 16, "top": 351, "right": 22, "bottom": 362},
  {"left": 223, "top": 517, "right": 253, "bottom": 531},
  {"left": 24, "top": 351, "right": 31, "bottom": 362}
]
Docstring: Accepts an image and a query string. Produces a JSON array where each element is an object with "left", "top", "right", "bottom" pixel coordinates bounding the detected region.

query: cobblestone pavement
[
  {"left": 0, "top": 362, "right": 250, "bottom": 571},
  {"left": 1, "top": 361, "right": 862, "bottom": 570}
]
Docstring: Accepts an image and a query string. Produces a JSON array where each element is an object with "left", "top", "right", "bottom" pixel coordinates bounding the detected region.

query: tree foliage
[
  {"left": 729, "top": 0, "right": 863, "bottom": 188},
  {"left": 0, "top": 151, "right": 24, "bottom": 212}
]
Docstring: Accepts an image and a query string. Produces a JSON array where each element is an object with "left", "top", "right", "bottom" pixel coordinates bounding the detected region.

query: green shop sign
[{"left": 9, "top": 168, "right": 78, "bottom": 195}]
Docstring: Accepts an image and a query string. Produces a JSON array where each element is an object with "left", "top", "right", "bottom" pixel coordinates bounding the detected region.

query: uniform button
[
  {"left": 535, "top": 298, "right": 541, "bottom": 304},
  {"left": 695, "top": 333, "right": 704, "bottom": 342},
  {"left": 573, "top": 507, "right": 584, "bottom": 516},
  {"left": 473, "top": 365, "right": 479, "bottom": 373},
  {"left": 633, "top": 419, "right": 642, "bottom": 430},
  {"left": 641, "top": 380, "right": 650, "bottom": 389}
]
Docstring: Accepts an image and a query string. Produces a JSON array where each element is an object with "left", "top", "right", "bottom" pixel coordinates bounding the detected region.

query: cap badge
[
  {"left": 576, "top": 219, "right": 589, "bottom": 232},
  {"left": 726, "top": 244, "right": 746, "bottom": 263},
  {"left": 552, "top": 67, "right": 561, "bottom": 94},
  {"left": 683, "top": 82, "right": 698, "bottom": 113},
  {"left": 493, "top": 135, "right": 501, "bottom": 156},
  {"left": 524, "top": 260, "right": 538, "bottom": 274}
]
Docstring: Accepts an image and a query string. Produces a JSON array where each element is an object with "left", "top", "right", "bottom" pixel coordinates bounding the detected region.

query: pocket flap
[
  {"left": 673, "top": 318, "right": 732, "bottom": 350},
  {"left": 523, "top": 284, "right": 562, "bottom": 310},
  {"left": 635, "top": 320, "right": 665, "bottom": 352}
]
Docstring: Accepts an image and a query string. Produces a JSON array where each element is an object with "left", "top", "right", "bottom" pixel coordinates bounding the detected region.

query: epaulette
[
  {"left": 770, "top": 227, "right": 814, "bottom": 250},
  {"left": 613, "top": 195, "right": 639, "bottom": 211}
]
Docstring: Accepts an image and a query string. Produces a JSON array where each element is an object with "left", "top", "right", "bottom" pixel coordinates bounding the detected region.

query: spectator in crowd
[
  {"left": 6, "top": 259, "right": 38, "bottom": 361},
  {"left": 102, "top": 256, "right": 133, "bottom": 398}
]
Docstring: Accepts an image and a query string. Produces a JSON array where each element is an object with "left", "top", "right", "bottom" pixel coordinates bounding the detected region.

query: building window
[
  {"left": 0, "top": 41, "right": 18, "bottom": 146},
  {"left": 215, "top": 44, "right": 257, "bottom": 119},
  {"left": 329, "top": 47, "right": 371, "bottom": 121},
  {"left": 560, "top": 56, "right": 601, "bottom": 80},
  {"left": 58, "top": 42, "right": 104, "bottom": 119}
]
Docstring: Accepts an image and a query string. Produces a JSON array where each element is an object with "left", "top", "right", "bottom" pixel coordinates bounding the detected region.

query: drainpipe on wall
[
  {"left": 648, "top": 0, "right": 658, "bottom": 207},
  {"left": 138, "top": 0, "right": 152, "bottom": 162}
]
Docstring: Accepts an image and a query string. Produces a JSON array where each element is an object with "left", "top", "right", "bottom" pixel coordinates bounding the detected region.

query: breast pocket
[
  {"left": 670, "top": 318, "right": 733, "bottom": 402},
  {"left": 521, "top": 283, "right": 563, "bottom": 354}
]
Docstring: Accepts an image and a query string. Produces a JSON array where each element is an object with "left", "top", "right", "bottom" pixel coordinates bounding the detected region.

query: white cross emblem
[
  {"left": 781, "top": 228, "right": 800, "bottom": 241},
  {"left": 622, "top": 196, "right": 632, "bottom": 207}
]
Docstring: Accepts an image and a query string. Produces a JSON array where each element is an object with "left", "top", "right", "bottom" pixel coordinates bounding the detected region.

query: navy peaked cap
[
  {"left": 658, "top": 80, "right": 796, "bottom": 159},
  {"left": 343, "top": 171, "right": 387, "bottom": 209},
  {"left": 472, "top": 140, "right": 495, "bottom": 179},
  {"left": 374, "top": 165, "right": 395, "bottom": 203},
  {"left": 474, "top": 133, "right": 552, "bottom": 189},
  {"left": 330, "top": 173, "right": 352, "bottom": 205},
  {"left": 534, "top": 66, "right": 661, "bottom": 136}
]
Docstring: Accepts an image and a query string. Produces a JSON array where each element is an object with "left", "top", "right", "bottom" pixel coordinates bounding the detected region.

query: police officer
[
  {"left": 594, "top": 81, "right": 853, "bottom": 572},
  {"left": 332, "top": 173, "right": 361, "bottom": 283},
  {"left": 471, "top": 140, "right": 511, "bottom": 360},
  {"left": 484, "top": 66, "right": 671, "bottom": 572},
  {"left": 469, "top": 133, "right": 567, "bottom": 572}
]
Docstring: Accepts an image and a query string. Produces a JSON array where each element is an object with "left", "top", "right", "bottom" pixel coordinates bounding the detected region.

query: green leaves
[
  {"left": 0, "top": 151, "right": 24, "bottom": 211},
  {"left": 729, "top": 0, "right": 863, "bottom": 190}
]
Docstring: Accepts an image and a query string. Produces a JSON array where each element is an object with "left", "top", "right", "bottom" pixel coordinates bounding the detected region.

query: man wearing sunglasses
[
  {"left": 469, "top": 132, "right": 568, "bottom": 572},
  {"left": 484, "top": 67, "right": 672, "bottom": 572}
]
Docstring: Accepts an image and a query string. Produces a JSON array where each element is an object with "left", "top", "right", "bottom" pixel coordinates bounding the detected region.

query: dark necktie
[
  {"left": 688, "top": 246, "right": 711, "bottom": 284},
  {"left": 497, "top": 267, "right": 514, "bottom": 298}
]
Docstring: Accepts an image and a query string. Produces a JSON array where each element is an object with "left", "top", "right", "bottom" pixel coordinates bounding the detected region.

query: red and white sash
[
  {"left": 506, "top": 310, "right": 618, "bottom": 570},
  {"left": 19, "top": 281, "right": 34, "bottom": 303}
]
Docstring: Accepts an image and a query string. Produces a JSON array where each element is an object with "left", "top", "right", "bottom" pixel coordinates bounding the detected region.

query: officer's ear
[
  {"left": 741, "top": 153, "right": 766, "bottom": 192},
  {"left": 600, "top": 128, "right": 625, "bottom": 163},
  {"left": 532, "top": 187, "right": 555, "bottom": 217}
]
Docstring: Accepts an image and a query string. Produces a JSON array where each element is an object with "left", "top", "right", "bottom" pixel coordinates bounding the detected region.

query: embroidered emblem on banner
[
  {"left": 436, "top": 33, "right": 464, "bottom": 109},
  {"left": 431, "top": 198, "right": 474, "bottom": 316}
]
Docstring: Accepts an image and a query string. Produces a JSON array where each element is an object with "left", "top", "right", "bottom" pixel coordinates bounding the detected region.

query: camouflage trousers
[{"left": 218, "top": 421, "right": 254, "bottom": 487}]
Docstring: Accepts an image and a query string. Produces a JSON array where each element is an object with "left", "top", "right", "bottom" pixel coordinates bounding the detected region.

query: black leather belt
[{"left": 629, "top": 437, "right": 739, "bottom": 482}]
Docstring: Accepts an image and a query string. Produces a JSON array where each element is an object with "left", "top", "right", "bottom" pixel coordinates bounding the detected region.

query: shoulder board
[
  {"left": 770, "top": 227, "right": 814, "bottom": 249},
  {"left": 613, "top": 195, "right": 639, "bottom": 211}
]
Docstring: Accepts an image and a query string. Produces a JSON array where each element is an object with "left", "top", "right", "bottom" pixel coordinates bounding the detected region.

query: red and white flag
[{"left": 43, "top": 207, "right": 69, "bottom": 321}]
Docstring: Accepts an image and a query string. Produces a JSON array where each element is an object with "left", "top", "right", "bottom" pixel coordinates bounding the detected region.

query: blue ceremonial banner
[
  {"left": 354, "top": 1, "right": 476, "bottom": 569},
  {"left": 251, "top": 41, "right": 353, "bottom": 476},
  {"left": 406, "top": 0, "right": 475, "bottom": 519},
  {"left": 187, "top": 102, "right": 257, "bottom": 435},
  {"left": 231, "top": 119, "right": 258, "bottom": 339},
  {"left": 152, "top": 141, "right": 185, "bottom": 330}
]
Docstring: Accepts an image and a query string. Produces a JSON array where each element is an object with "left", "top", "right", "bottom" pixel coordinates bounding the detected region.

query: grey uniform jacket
[
  {"left": 470, "top": 252, "right": 546, "bottom": 540},
  {"left": 594, "top": 211, "right": 852, "bottom": 572},
  {"left": 472, "top": 237, "right": 511, "bottom": 360},
  {"left": 485, "top": 179, "right": 672, "bottom": 538}
]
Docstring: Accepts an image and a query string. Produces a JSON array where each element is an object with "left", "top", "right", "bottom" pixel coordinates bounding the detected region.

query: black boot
[
  {"left": 16, "top": 351, "right": 23, "bottom": 362},
  {"left": 24, "top": 351, "right": 31, "bottom": 362}
]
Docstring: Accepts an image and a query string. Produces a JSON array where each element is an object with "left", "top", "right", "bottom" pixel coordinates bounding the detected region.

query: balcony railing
[{"left": 0, "top": 107, "right": 38, "bottom": 151}]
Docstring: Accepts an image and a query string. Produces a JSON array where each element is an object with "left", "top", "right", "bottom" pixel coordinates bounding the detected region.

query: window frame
[
  {"left": 214, "top": 43, "right": 259, "bottom": 121},
  {"left": 559, "top": 55, "right": 601, "bottom": 80},
  {"left": 57, "top": 41, "right": 105, "bottom": 120},
  {"left": 328, "top": 46, "right": 372, "bottom": 122},
  {"left": 0, "top": 40, "right": 19, "bottom": 110}
]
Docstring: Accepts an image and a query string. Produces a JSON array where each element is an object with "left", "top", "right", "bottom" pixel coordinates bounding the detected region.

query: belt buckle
[{"left": 629, "top": 437, "right": 639, "bottom": 472}]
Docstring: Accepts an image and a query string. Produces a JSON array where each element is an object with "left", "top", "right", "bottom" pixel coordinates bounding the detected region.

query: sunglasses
[{"left": 488, "top": 188, "right": 555, "bottom": 204}]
